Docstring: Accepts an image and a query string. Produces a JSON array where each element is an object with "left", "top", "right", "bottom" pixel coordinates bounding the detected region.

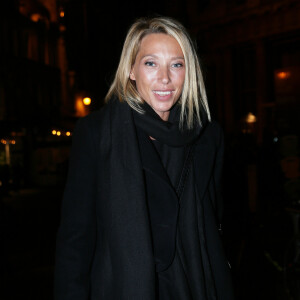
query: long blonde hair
[{"left": 105, "top": 16, "right": 211, "bottom": 128}]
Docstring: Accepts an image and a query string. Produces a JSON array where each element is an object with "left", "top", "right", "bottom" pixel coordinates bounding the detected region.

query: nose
[{"left": 159, "top": 66, "right": 170, "bottom": 84}]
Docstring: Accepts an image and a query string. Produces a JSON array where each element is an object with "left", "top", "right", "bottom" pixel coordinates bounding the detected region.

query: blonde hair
[{"left": 105, "top": 16, "right": 211, "bottom": 129}]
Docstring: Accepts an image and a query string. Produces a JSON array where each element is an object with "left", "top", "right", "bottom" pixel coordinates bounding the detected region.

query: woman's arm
[
  {"left": 213, "top": 123, "right": 225, "bottom": 226},
  {"left": 54, "top": 117, "right": 97, "bottom": 300}
]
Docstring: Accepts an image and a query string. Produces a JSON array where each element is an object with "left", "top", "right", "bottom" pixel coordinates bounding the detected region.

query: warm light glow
[
  {"left": 66, "top": 131, "right": 71, "bottom": 136},
  {"left": 60, "top": 10, "right": 65, "bottom": 18},
  {"left": 59, "top": 24, "right": 66, "bottom": 32},
  {"left": 75, "top": 96, "right": 88, "bottom": 117},
  {"left": 30, "top": 13, "right": 41, "bottom": 22},
  {"left": 10, "top": 140, "right": 16, "bottom": 145},
  {"left": 83, "top": 97, "right": 91, "bottom": 106},
  {"left": 52, "top": 130, "right": 57, "bottom": 135},
  {"left": 57, "top": 131, "right": 61, "bottom": 136},
  {"left": 277, "top": 71, "right": 290, "bottom": 79},
  {"left": 246, "top": 112, "right": 257, "bottom": 124},
  {"left": 1, "top": 139, "right": 7, "bottom": 144}
]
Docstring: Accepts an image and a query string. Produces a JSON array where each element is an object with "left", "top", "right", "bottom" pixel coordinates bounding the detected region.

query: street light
[{"left": 83, "top": 97, "right": 91, "bottom": 106}]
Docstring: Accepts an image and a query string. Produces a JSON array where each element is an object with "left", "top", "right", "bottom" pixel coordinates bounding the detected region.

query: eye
[
  {"left": 172, "top": 63, "right": 184, "bottom": 68},
  {"left": 145, "top": 61, "right": 156, "bottom": 67}
]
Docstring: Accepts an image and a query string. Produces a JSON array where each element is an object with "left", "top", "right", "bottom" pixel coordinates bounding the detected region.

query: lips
[{"left": 153, "top": 90, "right": 173, "bottom": 96}]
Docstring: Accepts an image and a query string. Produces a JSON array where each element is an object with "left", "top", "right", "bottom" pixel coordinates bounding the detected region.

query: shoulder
[
  {"left": 203, "top": 120, "right": 223, "bottom": 136},
  {"left": 72, "top": 103, "right": 112, "bottom": 154},
  {"left": 199, "top": 120, "right": 224, "bottom": 148},
  {"left": 78, "top": 103, "right": 110, "bottom": 130},
  {"left": 75, "top": 98, "right": 119, "bottom": 136},
  {"left": 78, "top": 97, "right": 129, "bottom": 128},
  {"left": 73, "top": 98, "right": 130, "bottom": 150}
]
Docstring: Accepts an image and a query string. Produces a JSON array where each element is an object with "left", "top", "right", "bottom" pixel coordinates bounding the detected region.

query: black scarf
[{"left": 132, "top": 102, "right": 205, "bottom": 147}]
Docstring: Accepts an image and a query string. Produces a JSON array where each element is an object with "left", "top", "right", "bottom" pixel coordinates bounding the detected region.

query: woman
[{"left": 54, "top": 17, "right": 234, "bottom": 300}]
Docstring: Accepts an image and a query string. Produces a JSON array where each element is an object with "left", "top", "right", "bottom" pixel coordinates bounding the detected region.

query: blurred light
[
  {"left": 1, "top": 139, "right": 7, "bottom": 144},
  {"left": 83, "top": 97, "right": 91, "bottom": 106},
  {"left": 277, "top": 71, "right": 290, "bottom": 79},
  {"left": 52, "top": 130, "right": 57, "bottom": 135},
  {"left": 66, "top": 131, "right": 71, "bottom": 136},
  {"left": 60, "top": 10, "right": 65, "bottom": 18},
  {"left": 59, "top": 24, "right": 66, "bottom": 32},
  {"left": 246, "top": 112, "right": 257, "bottom": 124},
  {"left": 10, "top": 140, "right": 16, "bottom": 145},
  {"left": 30, "top": 13, "right": 41, "bottom": 22},
  {"left": 57, "top": 131, "right": 61, "bottom": 136},
  {"left": 273, "top": 137, "right": 278, "bottom": 143},
  {"left": 75, "top": 96, "right": 86, "bottom": 117}
]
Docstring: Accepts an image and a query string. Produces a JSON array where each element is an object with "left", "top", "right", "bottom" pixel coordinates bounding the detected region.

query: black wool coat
[{"left": 54, "top": 99, "right": 234, "bottom": 300}]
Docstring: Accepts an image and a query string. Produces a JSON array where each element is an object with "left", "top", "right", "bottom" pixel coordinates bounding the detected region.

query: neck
[{"left": 157, "top": 111, "right": 170, "bottom": 121}]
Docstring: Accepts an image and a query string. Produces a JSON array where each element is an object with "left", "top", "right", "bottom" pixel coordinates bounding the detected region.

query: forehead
[{"left": 137, "top": 33, "right": 184, "bottom": 57}]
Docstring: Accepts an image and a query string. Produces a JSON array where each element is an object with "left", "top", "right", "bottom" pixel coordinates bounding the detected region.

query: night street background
[{"left": 1, "top": 0, "right": 300, "bottom": 299}]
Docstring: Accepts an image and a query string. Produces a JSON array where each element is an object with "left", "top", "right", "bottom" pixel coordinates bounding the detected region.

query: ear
[{"left": 129, "top": 69, "right": 136, "bottom": 81}]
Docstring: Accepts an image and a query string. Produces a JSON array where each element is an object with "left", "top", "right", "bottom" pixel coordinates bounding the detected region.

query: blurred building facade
[
  {"left": 0, "top": 0, "right": 86, "bottom": 190},
  {"left": 188, "top": 0, "right": 300, "bottom": 215},
  {"left": 188, "top": 0, "right": 300, "bottom": 140}
]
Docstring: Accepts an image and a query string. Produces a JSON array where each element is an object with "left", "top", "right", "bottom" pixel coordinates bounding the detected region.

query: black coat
[{"left": 54, "top": 99, "right": 234, "bottom": 300}]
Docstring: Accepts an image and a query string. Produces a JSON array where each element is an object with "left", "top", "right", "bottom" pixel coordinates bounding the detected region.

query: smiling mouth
[{"left": 153, "top": 90, "right": 173, "bottom": 96}]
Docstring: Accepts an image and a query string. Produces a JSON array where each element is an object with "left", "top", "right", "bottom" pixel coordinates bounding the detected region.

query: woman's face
[{"left": 130, "top": 33, "right": 185, "bottom": 121}]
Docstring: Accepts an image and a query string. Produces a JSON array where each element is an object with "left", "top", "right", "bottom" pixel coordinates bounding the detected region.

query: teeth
[{"left": 154, "top": 91, "right": 172, "bottom": 96}]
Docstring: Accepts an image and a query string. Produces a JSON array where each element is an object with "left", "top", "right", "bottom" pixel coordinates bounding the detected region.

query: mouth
[{"left": 153, "top": 90, "right": 173, "bottom": 96}]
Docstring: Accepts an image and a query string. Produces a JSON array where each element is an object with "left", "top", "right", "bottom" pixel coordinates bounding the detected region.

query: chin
[
  {"left": 150, "top": 103, "right": 175, "bottom": 120},
  {"left": 153, "top": 104, "right": 172, "bottom": 112}
]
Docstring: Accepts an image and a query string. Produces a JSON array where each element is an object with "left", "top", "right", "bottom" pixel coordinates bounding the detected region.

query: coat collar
[{"left": 136, "top": 127, "right": 172, "bottom": 187}]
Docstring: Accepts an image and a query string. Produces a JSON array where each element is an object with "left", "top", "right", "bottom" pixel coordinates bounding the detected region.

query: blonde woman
[{"left": 54, "top": 16, "right": 234, "bottom": 300}]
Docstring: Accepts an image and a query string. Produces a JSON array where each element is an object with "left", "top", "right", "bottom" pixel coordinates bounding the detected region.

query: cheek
[
  {"left": 171, "top": 67, "right": 185, "bottom": 80},
  {"left": 136, "top": 71, "right": 155, "bottom": 90},
  {"left": 174, "top": 71, "right": 185, "bottom": 89}
]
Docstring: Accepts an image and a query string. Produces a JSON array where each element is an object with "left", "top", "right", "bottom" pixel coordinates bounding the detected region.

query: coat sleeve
[
  {"left": 54, "top": 116, "right": 97, "bottom": 300},
  {"left": 206, "top": 123, "right": 235, "bottom": 300},
  {"left": 214, "top": 123, "right": 224, "bottom": 224},
  {"left": 210, "top": 123, "right": 225, "bottom": 226}
]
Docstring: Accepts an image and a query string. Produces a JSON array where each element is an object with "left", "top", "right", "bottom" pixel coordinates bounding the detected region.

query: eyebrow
[{"left": 141, "top": 54, "right": 185, "bottom": 60}]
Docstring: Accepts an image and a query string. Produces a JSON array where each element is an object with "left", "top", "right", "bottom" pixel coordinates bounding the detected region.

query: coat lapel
[
  {"left": 121, "top": 105, "right": 145, "bottom": 182},
  {"left": 136, "top": 128, "right": 172, "bottom": 187},
  {"left": 107, "top": 101, "right": 155, "bottom": 298}
]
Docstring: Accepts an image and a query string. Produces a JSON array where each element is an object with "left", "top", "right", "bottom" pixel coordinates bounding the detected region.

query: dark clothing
[
  {"left": 136, "top": 127, "right": 183, "bottom": 273},
  {"left": 54, "top": 98, "right": 234, "bottom": 300},
  {"left": 153, "top": 143, "right": 189, "bottom": 299},
  {"left": 132, "top": 102, "right": 203, "bottom": 147},
  {"left": 151, "top": 138, "right": 187, "bottom": 188}
]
